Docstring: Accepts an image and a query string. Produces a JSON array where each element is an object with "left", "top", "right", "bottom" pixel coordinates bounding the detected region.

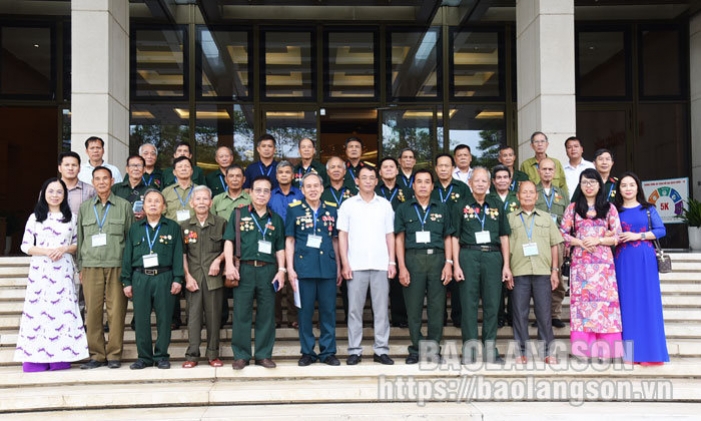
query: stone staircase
[{"left": 1, "top": 254, "right": 700, "bottom": 418}]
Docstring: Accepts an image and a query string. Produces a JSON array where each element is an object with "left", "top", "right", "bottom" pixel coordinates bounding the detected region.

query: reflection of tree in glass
[
  {"left": 129, "top": 124, "right": 190, "bottom": 169},
  {"left": 266, "top": 126, "right": 316, "bottom": 162},
  {"left": 473, "top": 129, "right": 503, "bottom": 170},
  {"left": 382, "top": 117, "right": 435, "bottom": 169}
]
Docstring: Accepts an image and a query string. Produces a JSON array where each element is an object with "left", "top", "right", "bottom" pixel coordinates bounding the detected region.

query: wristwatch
[
  {"left": 551, "top": 267, "right": 560, "bottom": 272},
  {"left": 641, "top": 232, "right": 647, "bottom": 240}
]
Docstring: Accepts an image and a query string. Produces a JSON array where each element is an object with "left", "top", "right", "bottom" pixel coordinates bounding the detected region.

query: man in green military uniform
[
  {"left": 162, "top": 142, "right": 206, "bottom": 187},
  {"left": 181, "top": 186, "right": 227, "bottom": 368},
  {"left": 205, "top": 146, "right": 234, "bottom": 197},
  {"left": 398, "top": 148, "right": 416, "bottom": 190},
  {"left": 342, "top": 136, "right": 375, "bottom": 190},
  {"left": 285, "top": 172, "right": 342, "bottom": 366},
  {"left": 452, "top": 167, "right": 512, "bottom": 364},
  {"left": 293, "top": 137, "right": 327, "bottom": 189},
  {"left": 112, "top": 155, "right": 150, "bottom": 221},
  {"left": 77, "top": 166, "right": 134, "bottom": 369},
  {"left": 535, "top": 158, "right": 569, "bottom": 329},
  {"left": 570, "top": 148, "right": 618, "bottom": 204},
  {"left": 121, "top": 189, "right": 184, "bottom": 369},
  {"left": 320, "top": 156, "right": 356, "bottom": 324},
  {"left": 163, "top": 156, "right": 197, "bottom": 223},
  {"left": 395, "top": 169, "right": 454, "bottom": 364},
  {"left": 433, "top": 153, "right": 471, "bottom": 328},
  {"left": 223, "top": 176, "right": 286, "bottom": 370},
  {"left": 139, "top": 143, "right": 163, "bottom": 190},
  {"left": 488, "top": 164, "right": 520, "bottom": 328},
  {"left": 497, "top": 146, "right": 529, "bottom": 192}
]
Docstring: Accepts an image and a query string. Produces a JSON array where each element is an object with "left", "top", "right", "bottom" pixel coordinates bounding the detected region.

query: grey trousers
[
  {"left": 346, "top": 270, "right": 390, "bottom": 355},
  {"left": 512, "top": 275, "right": 554, "bottom": 358}
]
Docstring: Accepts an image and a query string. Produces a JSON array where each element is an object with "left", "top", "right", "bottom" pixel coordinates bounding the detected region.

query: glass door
[
  {"left": 260, "top": 106, "right": 318, "bottom": 164},
  {"left": 575, "top": 104, "right": 633, "bottom": 174},
  {"left": 379, "top": 106, "right": 439, "bottom": 170}
]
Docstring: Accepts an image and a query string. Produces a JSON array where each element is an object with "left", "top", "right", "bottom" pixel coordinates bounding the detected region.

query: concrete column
[
  {"left": 71, "top": 0, "right": 129, "bottom": 168},
  {"left": 515, "top": 0, "right": 575, "bottom": 166},
  {"left": 691, "top": 13, "right": 701, "bottom": 200}
]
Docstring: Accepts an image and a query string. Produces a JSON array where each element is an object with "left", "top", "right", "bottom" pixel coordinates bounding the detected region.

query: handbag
[
  {"left": 647, "top": 209, "right": 672, "bottom": 273},
  {"left": 224, "top": 207, "right": 242, "bottom": 288},
  {"left": 561, "top": 208, "right": 576, "bottom": 278}
]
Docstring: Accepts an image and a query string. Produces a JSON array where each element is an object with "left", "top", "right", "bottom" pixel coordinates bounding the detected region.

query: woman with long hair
[
  {"left": 614, "top": 172, "right": 669, "bottom": 365},
  {"left": 560, "top": 169, "right": 623, "bottom": 360},
  {"left": 14, "top": 178, "right": 88, "bottom": 372}
]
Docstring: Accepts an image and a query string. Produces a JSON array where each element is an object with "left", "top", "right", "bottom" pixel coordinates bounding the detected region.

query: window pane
[
  {"left": 195, "top": 104, "right": 255, "bottom": 169},
  {"left": 641, "top": 30, "right": 681, "bottom": 97},
  {"left": 265, "top": 110, "right": 317, "bottom": 160},
  {"left": 326, "top": 32, "right": 377, "bottom": 100},
  {"left": 448, "top": 105, "right": 506, "bottom": 169},
  {"left": 62, "top": 108, "right": 71, "bottom": 152},
  {"left": 133, "top": 28, "right": 187, "bottom": 98},
  {"left": 319, "top": 109, "right": 378, "bottom": 163},
  {"left": 452, "top": 31, "right": 501, "bottom": 98},
  {"left": 575, "top": 109, "right": 628, "bottom": 173},
  {"left": 198, "top": 29, "right": 250, "bottom": 99},
  {"left": 388, "top": 29, "right": 440, "bottom": 99},
  {"left": 381, "top": 109, "right": 436, "bottom": 170},
  {"left": 1, "top": 26, "right": 53, "bottom": 97},
  {"left": 577, "top": 31, "right": 627, "bottom": 97},
  {"left": 635, "top": 103, "right": 688, "bottom": 180},
  {"left": 263, "top": 32, "right": 314, "bottom": 99},
  {"left": 129, "top": 103, "right": 190, "bottom": 169}
]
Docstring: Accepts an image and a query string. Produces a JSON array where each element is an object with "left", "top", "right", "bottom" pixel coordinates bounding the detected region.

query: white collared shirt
[
  {"left": 337, "top": 193, "right": 394, "bottom": 271},
  {"left": 453, "top": 167, "right": 472, "bottom": 184},
  {"left": 78, "top": 161, "right": 123, "bottom": 184},
  {"left": 564, "top": 159, "right": 595, "bottom": 200}
]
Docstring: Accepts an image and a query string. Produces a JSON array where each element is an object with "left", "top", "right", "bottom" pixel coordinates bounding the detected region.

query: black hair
[
  {"left": 565, "top": 136, "right": 581, "bottom": 148},
  {"left": 399, "top": 148, "right": 415, "bottom": 159},
  {"left": 530, "top": 131, "right": 548, "bottom": 143},
  {"left": 58, "top": 151, "right": 81, "bottom": 166},
  {"left": 173, "top": 156, "right": 193, "bottom": 168},
  {"left": 35, "top": 178, "right": 72, "bottom": 223},
  {"left": 614, "top": 171, "right": 652, "bottom": 211},
  {"left": 84, "top": 136, "right": 104, "bottom": 148},
  {"left": 491, "top": 164, "right": 511, "bottom": 179},
  {"left": 379, "top": 156, "right": 399, "bottom": 168},
  {"left": 345, "top": 136, "right": 363, "bottom": 147},
  {"left": 413, "top": 168, "right": 434, "bottom": 183},
  {"left": 575, "top": 168, "right": 610, "bottom": 220},
  {"left": 498, "top": 145, "right": 514, "bottom": 153},
  {"left": 434, "top": 153, "right": 455, "bottom": 167},
  {"left": 251, "top": 175, "right": 273, "bottom": 190},
  {"left": 174, "top": 141, "right": 193, "bottom": 155},
  {"left": 594, "top": 148, "right": 614, "bottom": 161},
  {"left": 92, "top": 165, "right": 113, "bottom": 178},
  {"left": 357, "top": 165, "right": 378, "bottom": 178},
  {"left": 257, "top": 134, "right": 276, "bottom": 147},
  {"left": 127, "top": 155, "right": 146, "bottom": 167},
  {"left": 225, "top": 164, "right": 244, "bottom": 176},
  {"left": 453, "top": 144, "right": 471, "bottom": 155},
  {"left": 298, "top": 137, "right": 316, "bottom": 148}
]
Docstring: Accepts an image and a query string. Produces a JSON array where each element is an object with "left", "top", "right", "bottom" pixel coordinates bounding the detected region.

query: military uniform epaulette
[
  {"left": 289, "top": 200, "right": 303, "bottom": 207},
  {"left": 324, "top": 201, "right": 338, "bottom": 208}
]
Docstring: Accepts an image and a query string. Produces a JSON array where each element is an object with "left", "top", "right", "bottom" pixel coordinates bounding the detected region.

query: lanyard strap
[
  {"left": 542, "top": 190, "right": 554, "bottom": 211},
  {"left": 330, "top": 188, "right": 345, "bottom": 206},
  {"left": 503, "top": 198, "right": 510, "bottom": 211},
  {"left": 93, "top": 203, "right": 111, "bottom": 232},
  {"left": 219, "top": 173, "right": 228, "bottom": 192},
  {"left": 519, "top": 213, "right": 536, "bottom": 241},
  {"left": 402, "top": 174, "right": 413, "bottom": 188},
  {"left": 142, "top": 174, "right": 153, "bottom": 186},
  {"left": 312, "top": 208, "right": 318, "bottom": 233},
  {"left": 510, "top": 180, "right": 517, "bottom": 191},
  {"left": 145, "top": 223, "right": 161, "bottom": 253},
  {"left": 382, "top": 186, "right": 399, "bottom": 203},
  {"left": 174, "top": 186, "right": 194, "bottom": 208},
  {"left": 259, "top": 163, "right": 273, "bottom": 178},
  {"left": 608, "top": 183, "right": 614, "bottom": 198},
  {"left": 252, "top": 213, "right": 271, "bottom": 238},
  {"left": 474, "top": 204, "right": 488, "bottom": 230},
  {"left": 413, "top": 204, "right": 431, "bottom": 230},
  {"left": 439, "top": 185, "right": 453, "bottom": 203}
]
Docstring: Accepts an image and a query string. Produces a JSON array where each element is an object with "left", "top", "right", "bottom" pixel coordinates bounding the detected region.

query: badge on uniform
[
  {"left": 176, "top": 209, "right": 190, "bottom": 222},
  {"left": 143, "top": 253, "right": 159, "bottom": 268},
  {"left": 258, "top": 240, "right": 272, "bottom": 254},
  {"left": 475, "top": 230, "right": 491, "bottom": 244},
  {"left": 416, "top": 231, "right": 430, "bottom": 244},
  {"left": 523, "top": 242, "right": 538, "bottom": 256},
  {"left": 307, "top": 234, "right": 322, "bottom": 249},
  {"left": 91, "top": 233, "right": 107, "bottom": 247},
  {"left": 551, "top": 214, "right": 558, "bottom": 223}
]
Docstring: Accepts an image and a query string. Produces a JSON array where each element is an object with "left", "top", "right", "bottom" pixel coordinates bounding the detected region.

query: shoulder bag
[{"left": 647, "top": 209, "right": 672, "bottom": 273}]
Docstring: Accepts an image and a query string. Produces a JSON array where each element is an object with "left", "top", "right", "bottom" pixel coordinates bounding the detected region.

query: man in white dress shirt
[
  {"left": 452, "top": 144, "right": 473, "bottom": 185},
  {"left": 563, "top": 136, "right": 594, "bottom": 200},
  {"left": 78, "top": 136, "right": 123, "bottom": 184}
]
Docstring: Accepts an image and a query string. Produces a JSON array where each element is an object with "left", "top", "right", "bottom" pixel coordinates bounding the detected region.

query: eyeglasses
[
  {"left": 128, "top": 164, "right": 144, "bottom": 169},
  {"left": 580, "top": 180, "right": 598, "bottom": 187},
  {"left": 252, "top": 188, "right": 271, "bottom": 194}
]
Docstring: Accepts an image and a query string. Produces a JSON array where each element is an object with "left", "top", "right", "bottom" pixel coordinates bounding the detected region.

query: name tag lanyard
[
  {"left": 259, "top": 163, "right": 274, "bottom": 178},
  {"left": 414, "top": 204, "right": 432, "bottom": 243},
  {"left": 474, "top": 205, "right": 488, "bottom": 231},
  {"left": 439, "top": 185, "right": 453, "bottom": 203},
  {"left": 174, "top": 186, "right": 194, "bottom": 210},
  {"left": 414, "top": 204, "right": 431, "bottom": 230},
  {"left": 142, "top": 174, "right": 153, "bottom": 186},
  {"left": 93, "top": 203, "right": 111, "bottom": 233},
  {"left": 402, "top": 175, "right": 413, "bottom": 189},
  {"left": 542, "top": 191, "right": 554, "bottom": 212},
  {"left": 382, "top": 186, "right": 399, "bottom": 203},
  {"left": 520, "top": 213, "right": 536, "bottom": 242},
  {"left": 219, "top": 173, "right": 228, "bottom": 192},
  {"left": 252, "top": 212, "right": 271, "bottom": 240},
  {"left": 330, "top": 188, "right": 346, "bottom": 206},
  {"left": 145, "top": 223, "right": 161, "bottom": 254}
]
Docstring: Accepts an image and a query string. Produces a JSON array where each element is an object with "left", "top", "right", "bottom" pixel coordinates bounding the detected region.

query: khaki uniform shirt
[
  {"left": 535, "top": 183, "right": 568, "bottom": 225},
  {"left": 507, "top": 208, "right": 564, "bottom": 277},
  {"left": 212, "top": 190, "right": 252, "bottom": 221},
  {"left": 163, "top": 182, "right": 197, "bottom": 222},
  {"left": 520, "top": 156, "right": 569, "bottom": 199},
  {"left": 181, "top": 213, "right": 227, "bottom": 290}
]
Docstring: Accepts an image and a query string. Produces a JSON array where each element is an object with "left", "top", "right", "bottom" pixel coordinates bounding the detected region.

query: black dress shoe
[
  {"left": 129, "top": 360, "right": 151, "bottom": 370},
  {"left": 323, "top": 355, "right": 340, "bottom": 366},
  {"left": 346, "top": 354, "right": 362, "bottom": 365},
  {"left": 489, "top": 355, "right": 506, "bottom": 365},
  {"left": 497, "top": 319, "right": 506, "bottom": 329},
  {"left": 103, "top": 322, "right": 109, "bottom": 333},
  {"left": 157, "top": 360, "right": 171, "bottom": 369},
  {"left": 107, "top": 360, "right": 121, "bottom": 369},
  {"left": 398, "top": 322, "right": 408, "bottom": 328},
  {"left": 80, "top": 359, "right": 107, "bottom": 370},
  {"left": 373, "top": 354, "right": 394, "bottom": 365},
  {"left": 452, "top": 321, "right": 461, "bottom": 328},
  {"left": 531, "top": 321, "right": 538, "bottom": 327},
  {"left": 552, "top": 318, "right": 566, "bottom": 328},
  {"left": 298, "top": 355, "right": 315, "bottom": 367},
  {"left": 405, "top": 354, "right": 419, "bottom": 365}
]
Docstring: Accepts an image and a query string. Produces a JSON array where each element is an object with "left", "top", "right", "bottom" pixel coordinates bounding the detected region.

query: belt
[
  {"left": 134, "top": 266, "right": 172, "bottom": 276},
  {"left": 240, "top": 260, "right": 271, "bottom": 267},
  {"left": 406, "top": 248, "right": 444, "bottom": 255},
  {"left": 461, "top": 244, "right": 500, "bottom": 252}
]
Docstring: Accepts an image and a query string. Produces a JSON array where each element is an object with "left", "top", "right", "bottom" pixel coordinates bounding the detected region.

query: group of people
[{"left": 14, "top": 131, "right": 669, "bottom": 372}]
